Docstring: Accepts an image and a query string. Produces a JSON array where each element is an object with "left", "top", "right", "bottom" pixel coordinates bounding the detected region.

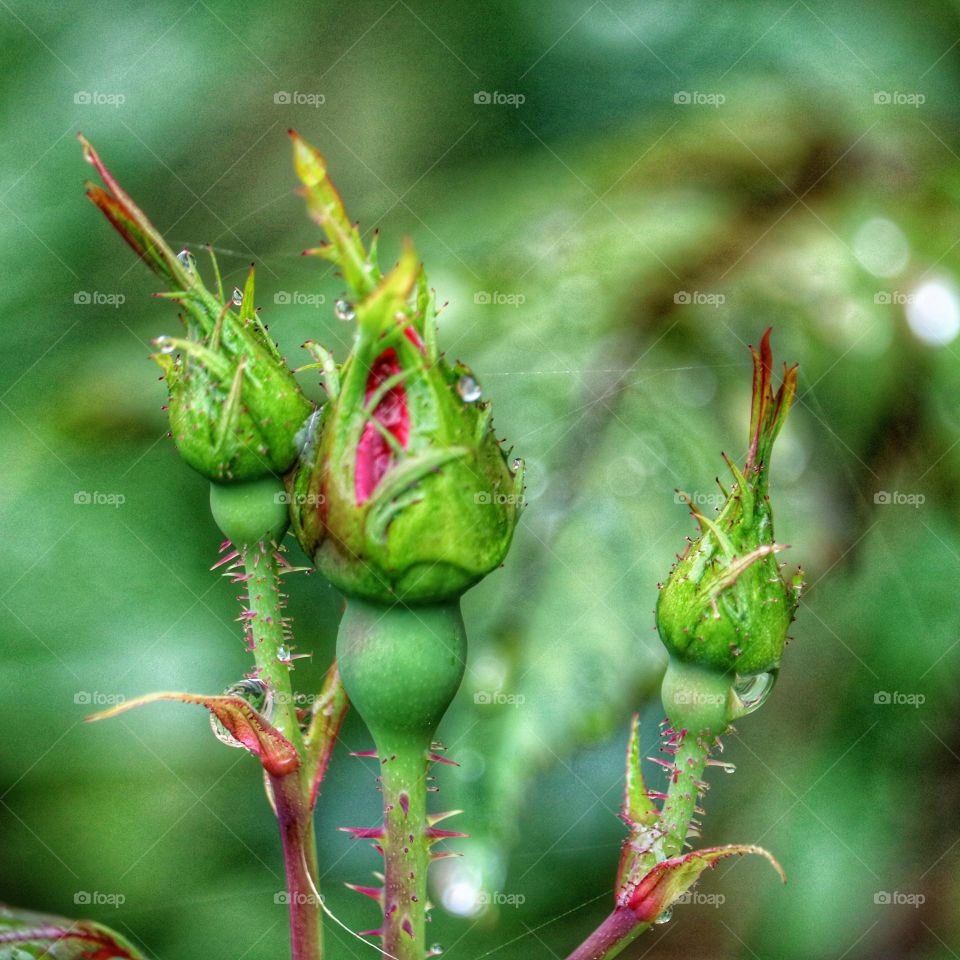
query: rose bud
[
  {"left": 81, "top": 136, "right": 312, "bottom": 487},
  {"left": 656, "top": 330, "right": 802, "bottom": 732},
  {"left": 286, "top": 132, "right": 523, "bottom": 603}
]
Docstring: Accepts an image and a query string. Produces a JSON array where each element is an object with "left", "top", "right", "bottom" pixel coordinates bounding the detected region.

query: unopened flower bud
[
  {"left": 81, "top": 136, "right": 312, "bottom": 484},
  {"left": 657, "top": 330, "right": 802, "bottom": 679}
]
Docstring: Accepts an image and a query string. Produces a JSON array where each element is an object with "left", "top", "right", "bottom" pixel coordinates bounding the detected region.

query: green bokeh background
[{"left": 3, "top": 2, "right": 960, "bottom": 957}]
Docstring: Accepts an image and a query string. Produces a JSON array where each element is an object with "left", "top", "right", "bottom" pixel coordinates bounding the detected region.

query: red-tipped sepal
[
  {"left": 624, "top": 844, "right": 785, "bottom": 922},
  {"left": 85, "top": 690, "right": 299, "bottom": 777}
]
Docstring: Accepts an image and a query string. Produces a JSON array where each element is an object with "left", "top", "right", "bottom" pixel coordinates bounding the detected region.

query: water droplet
[
  {"left": 334, "top": 298, "right": 355, "bottom": 322},
  {"left": 232, "top": 287, "right": 243, "bottom": 306},
  {"left": 457, "top": 374, "right": 482, "bottom": 402},
  {"left": 176, "top": 249, "right": 195, "bottom": 272},
  {"left": 511, "top": 457, "right": 524, "bottom": 473},
  {"left": 729, "top": 670, "right": 778, "bottom": 718},
  {"left": 277, "top": 644, "right": 292, "bottom": 663},
  {"left": 156, "top": 337, "right": 176, "bottom": 355},
  {"left": 730, "top": 644, "right": 742, "bottom": 658},
  {"left": 428, "top": 945, "right": 444, "bottom": 957},
  {"left": 654, "top": 908, "right": 672, "bottom": 925},
  {"left": 210, "top": 678, "right": 274, "bottom": 748}
]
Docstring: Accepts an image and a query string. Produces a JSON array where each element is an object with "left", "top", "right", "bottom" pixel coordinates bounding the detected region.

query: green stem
[
  {"left": 337, "top": 597, "right": 467, "bottom": 960},
  {"left": 379, "top": 734, "right": 431, "bottom": 960},
  {"left": 245, "top": 546, "right": 303, "bottom": 751},
  {"left": 244, "top": 545, "right": 321, "bottom": 960},
  {"left": 660, "top": 733, "right": 709, "bottom": 858}
]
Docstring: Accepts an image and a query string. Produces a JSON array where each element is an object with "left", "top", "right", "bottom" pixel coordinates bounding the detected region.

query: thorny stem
[
  {"left": 379, "top": 737, "right": 431, "bottom": 960},
  {"left": 243, "top": 545, "right": 304, "bottom": 751},
  {"left": 241, "top": 543, "right": 322, "bottom": 960},
  {"left": 659, "top": 727, "right": 710, "bottom": 858},
  {"left": 564, "top": 724, "right": 712, "bottom": 960}
]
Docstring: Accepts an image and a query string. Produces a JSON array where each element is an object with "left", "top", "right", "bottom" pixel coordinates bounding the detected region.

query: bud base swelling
[{"left": 337, "top": 598, "right": 466, "bottom": 959}]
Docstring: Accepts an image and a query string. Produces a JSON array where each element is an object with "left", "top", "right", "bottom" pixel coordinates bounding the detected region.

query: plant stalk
[
  {"left": 564, "top": 727, "right": 711, "bottom": 960},
  {"left": 336, "top": 597, "right": 467, "bottom": 960},
  {"left": 565, "top": 908, "right": 649, "bottom": 960},
  {"left": 245, "top": 543, "right": 322, "bottom": 960},
  {"left": 379, "top": 735, "right": 431, "bottom": 960}
]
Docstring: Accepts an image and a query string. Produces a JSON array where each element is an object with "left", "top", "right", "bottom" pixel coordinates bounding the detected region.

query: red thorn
[
  {"left": 399, "top": 791, "right": 410, "bottom": 816},
  {"left": 428, "top": 752, "right": 460, "bottom": 766},
  {"left": 345, "top": 883, "right": 383, "bottom": 902},
  {"left": 357, "top": 929, "right": 383, "bottom": 939},
  {"left": 350, "top": 750, "right": 379, "bottom": 758},
  {"left": 402, "top": 918, "right": 415, "bottom": 939},
  {"left": 340, "top": 827, "right": 384, "bottom": 840},
  {"left": 648, "top": 757, "right": 675, "bottom": 770},
  {"left": 431, "top": 851, "right": 463, "bottom": 860},
  {"left": 211, "top": 550, "right": 241, "bottom": 570},
  {"left": 426, "top": 828, "right": 469, "bottom": 840}
]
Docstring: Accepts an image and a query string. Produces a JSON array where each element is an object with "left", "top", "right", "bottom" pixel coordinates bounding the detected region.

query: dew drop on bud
[
  {"left": 209, "top": 678, "right": 274, "bottom": 748},
  {"left": 729, "top": 670, "right": 777, "bottom": 718},
  {"left": 277, "top": 644, "right": 291, "bottom": 663},
  {"left": 334, "top": 298, "right": 355, "bottom": 322},
  {"left": 176, "top": 249, "right": 195, "bottom": 272},
  {"left": 511, "top": 457, "right": 523, "bottom": 473},
  {"left": 428, "top": 945, "right": 444, "bottom": 957},
  {"left": 654, "top": 909, "right": 672, "bottom": 925},
  {"left": 156, "top": 337, "right": 176, "bottom": 355},
  {"left": 457, "top": 374, "right": 482, "bottom": 403},
  {"left": 232, "top": 287, "right": 243, "bottom": 306}
]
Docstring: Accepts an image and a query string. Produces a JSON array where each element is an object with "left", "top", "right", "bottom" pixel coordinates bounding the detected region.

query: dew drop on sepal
[
  {"left": 457, "top": 375, "right": 482, "bottom": 403},
  {"left": 334, "top": 298, "right": 355, "bottom": 322}
]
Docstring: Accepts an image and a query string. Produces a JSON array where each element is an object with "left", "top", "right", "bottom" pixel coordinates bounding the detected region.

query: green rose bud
[
  {"left": 81, "top": 136, "right": 312, "bottom": 484},
  {"left": 286, "top": 132, "right": 523, "bottom": 604},
  {"left": 656, "top": 329, "right": 802, "bottom": 680}
]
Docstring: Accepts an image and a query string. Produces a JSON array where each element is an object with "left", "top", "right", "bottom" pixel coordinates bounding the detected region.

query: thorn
[
  {"left": 648, "top": 757, "right": 675, "bottom": 770},
  {"left": 431, "top": 851, "right": 463, "bottom": 861},
  {"left": 428, "top": 752, "right": 459, "bottom": 766},
  {"left": 399, "top": 792, "right": 410, "bottom": 816},
  {"left": 357, "top": 929, "right": 383, "bottom": 939},
  {"left": 402, "top": 918, "right": 415, "bottom": 939},
  {"left": 427, "top": 810, "right": 463, "bottom": 827},
  {"left": 211, "top": 550, "right": 241, "bottom": 570},
  {"left": 340, "top": 826, "right": 384, "bottom": 840},
  {"left": 345, "top": 883, "right": 383, "bottom": 902},
  {"left": 426, "top": 828, "right": 469, "bottom": 841}
]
